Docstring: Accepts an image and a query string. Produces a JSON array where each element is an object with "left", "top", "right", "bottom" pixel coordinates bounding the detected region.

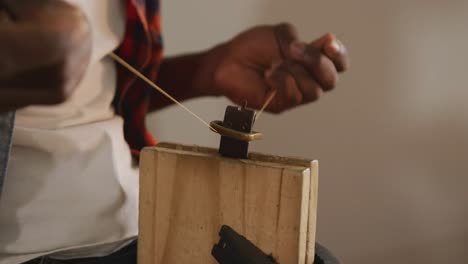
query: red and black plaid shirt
[{"left": 114, "top": 0, "right": 163, "bottom": 158}]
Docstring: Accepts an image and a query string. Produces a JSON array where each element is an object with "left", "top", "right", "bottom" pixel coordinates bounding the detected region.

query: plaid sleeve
[{"left": 113, "top": 0, "right": 163, "bottom": 159}]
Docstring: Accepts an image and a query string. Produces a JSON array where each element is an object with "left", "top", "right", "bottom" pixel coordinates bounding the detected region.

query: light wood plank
[
  {"left": 139, "top": 143, "right": 318, "bottom": 264},
  {"left": 306, "top": 161, "right": 319, "bottom": 264}
]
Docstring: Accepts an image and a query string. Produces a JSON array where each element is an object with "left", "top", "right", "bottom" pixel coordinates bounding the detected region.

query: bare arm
[
  {"left": 152, "top": 45, "right": 225, "bottom": 111},
  {"left": 150, "top": 23, "right": 349, "bottom": 113}
]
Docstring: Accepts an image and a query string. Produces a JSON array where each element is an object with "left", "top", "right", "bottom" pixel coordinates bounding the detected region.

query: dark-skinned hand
[
  {"left": 202, "top": 23, "right": 349, "bottom": 113},
  {"left": 0, "top": 0, "right": 91, "bottom": 113}
]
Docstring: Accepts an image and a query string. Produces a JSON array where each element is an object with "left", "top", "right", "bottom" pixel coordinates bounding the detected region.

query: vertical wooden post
[{"left": 139, "top": 143, "right": 318, "bottom": 264}]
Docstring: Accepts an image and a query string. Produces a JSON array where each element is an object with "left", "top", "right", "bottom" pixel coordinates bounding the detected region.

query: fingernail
[
  {"left": 290, "top": 42, "right": 306, "bottom": 59},
  {"left": 330, "top": 39, "right": 341, "bottom": 53}
]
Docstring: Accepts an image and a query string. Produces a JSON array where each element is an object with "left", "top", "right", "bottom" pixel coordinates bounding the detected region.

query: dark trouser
[
  {"left": 23, "top": 241, "right": 339, "bottom": 264},
  {"left": 23, "top": 241, "right": 137, "bottom": 264}
]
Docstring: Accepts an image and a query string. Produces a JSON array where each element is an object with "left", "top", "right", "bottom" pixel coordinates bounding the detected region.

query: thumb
[
  {"left": 291, "top": 33, "right": 349, "bottom": 73},
  {"left": 311, "top": 33, "right": 349, "bottom": 72}
]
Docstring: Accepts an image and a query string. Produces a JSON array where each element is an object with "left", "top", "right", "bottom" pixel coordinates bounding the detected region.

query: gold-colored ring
[{"left": 210, "top": 121, "right": 263, "bottom": 142}]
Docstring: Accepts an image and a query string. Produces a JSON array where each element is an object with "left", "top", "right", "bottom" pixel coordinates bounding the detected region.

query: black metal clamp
[
  {"left": 211, "top": 225, "right": 340, "bottom": 264},
  {"left": 212, "top": 225, "right": 278, "bottom": 264},
  {"left": 211, "top": 105, "right": 262, "bottom": 159}
]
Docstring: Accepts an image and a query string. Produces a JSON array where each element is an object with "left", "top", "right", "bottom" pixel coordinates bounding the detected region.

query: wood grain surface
[{"left": 139, "top": 143, "right": 318, "bottom": 264}]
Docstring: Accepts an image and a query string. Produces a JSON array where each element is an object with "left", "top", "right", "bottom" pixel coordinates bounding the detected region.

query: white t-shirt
[{"left": 0, "top": 1, "right": 140, "bottom": 263}]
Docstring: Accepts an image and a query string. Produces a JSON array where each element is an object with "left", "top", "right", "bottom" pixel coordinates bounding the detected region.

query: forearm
[{"left": 150, "top": 44, "right": 227, "bottom": 111}]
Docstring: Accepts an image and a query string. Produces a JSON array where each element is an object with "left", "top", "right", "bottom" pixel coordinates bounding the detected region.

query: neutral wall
[{"left": 147, "top": 0, "right": 468, "bottom": 263}]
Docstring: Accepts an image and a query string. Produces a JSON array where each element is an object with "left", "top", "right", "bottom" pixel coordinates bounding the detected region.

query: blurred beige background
[{"left": 147, "top": 0, "right": 468, "bottom": 263}]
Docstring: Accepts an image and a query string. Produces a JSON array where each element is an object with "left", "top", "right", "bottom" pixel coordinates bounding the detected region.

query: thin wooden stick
[
  {"left": 255, "top": 90, "right": 277, "bottom": 120},
  {"left": 110, "top": 52, "right": 216, "bottom": 132}
]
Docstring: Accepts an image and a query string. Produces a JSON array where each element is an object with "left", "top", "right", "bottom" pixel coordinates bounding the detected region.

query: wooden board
[{"left": 139, "top": 142, "right": 318, "bottom": 264}]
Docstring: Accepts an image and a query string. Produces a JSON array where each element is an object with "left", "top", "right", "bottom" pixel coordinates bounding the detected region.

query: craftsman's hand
[
  {"left": 202, "top": 23, "right": 349, "bottom": 113},
  {"left": 0, "top": 0, "right": 92, "bottom": 113}
]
